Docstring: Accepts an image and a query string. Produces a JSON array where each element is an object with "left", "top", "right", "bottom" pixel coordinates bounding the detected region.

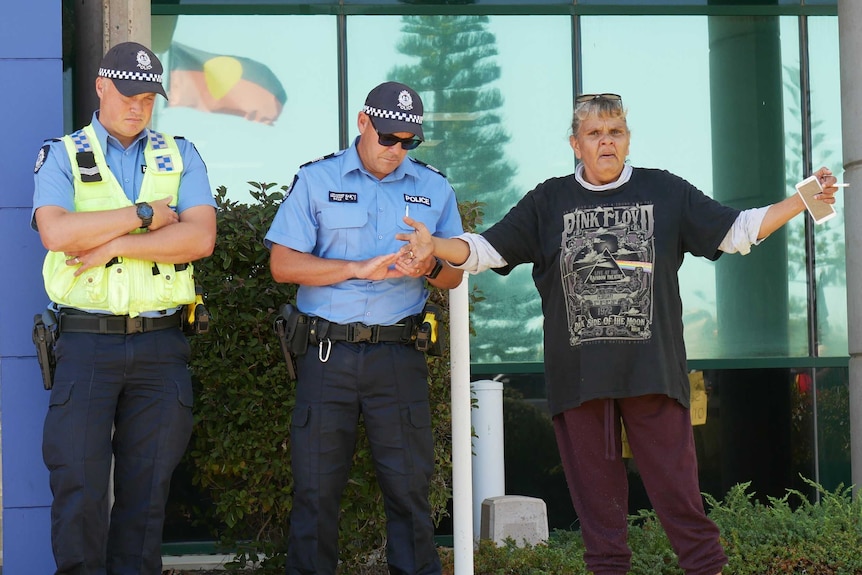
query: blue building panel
[
  {"left": 0, "top": 59, "right": 64, "bottom": 209},
  {"left": 2, "top": 507, "right": 56, "bottom": 574},
  {"left": 0, "top": 208, "right": 50, "bottom": 357},
  {"left": 2, "top": 1, "right": 63, "bottom": 569},
  {"left": 1, "top": 358, "right": 52, "bottom": 507},
  {"left": 0, "top": 0, "right": 62, "bottom": 59}
]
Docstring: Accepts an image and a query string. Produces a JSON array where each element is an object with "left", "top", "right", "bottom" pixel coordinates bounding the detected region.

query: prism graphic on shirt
[{"left": 560, "top": 203, "right": 655, "bottom": 346}]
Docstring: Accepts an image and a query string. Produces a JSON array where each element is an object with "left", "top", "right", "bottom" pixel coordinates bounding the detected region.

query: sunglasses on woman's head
[{"left": 575, "top": 93, "right": 623, "bottom": 107}]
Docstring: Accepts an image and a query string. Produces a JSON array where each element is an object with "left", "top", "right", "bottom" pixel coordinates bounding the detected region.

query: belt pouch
[{"left": 279, "top": 303, "right": 310, "bottom": 356}]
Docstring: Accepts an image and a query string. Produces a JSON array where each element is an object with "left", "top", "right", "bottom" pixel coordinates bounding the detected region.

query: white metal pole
[{"left": 449, "top": 276, "right": 474, "bottom": 574}]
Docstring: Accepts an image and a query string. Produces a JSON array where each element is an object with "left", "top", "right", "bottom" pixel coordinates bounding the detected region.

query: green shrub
[
  {"left": 709, "top": 479, "right": 862, "bottom": 575},
  {"left": 462, "top": 479, "right": 862, "bottom": 575},
  {"left": 185, "top": 183, "right": 482, "bottom": 572}
]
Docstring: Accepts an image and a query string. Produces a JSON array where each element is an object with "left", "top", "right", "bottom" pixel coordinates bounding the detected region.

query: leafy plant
[
  {"left": 456, "top": 479, "right": 862, "bottom": 575},
  {"left": 185, "top": 183, "right": 296, "bottom": 570}
]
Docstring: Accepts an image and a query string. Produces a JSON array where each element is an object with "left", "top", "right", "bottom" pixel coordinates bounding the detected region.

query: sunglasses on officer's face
[
  {"left": 575, "top": 93, "right": 623, "bottom": 107},
  {"left": 368, "top": 117, "right": 423, "bottom": 150}
]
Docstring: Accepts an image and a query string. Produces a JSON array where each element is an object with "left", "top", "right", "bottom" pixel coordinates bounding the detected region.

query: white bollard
[{"left": 471, "top": 379, "right": 505, "bottom": 540}]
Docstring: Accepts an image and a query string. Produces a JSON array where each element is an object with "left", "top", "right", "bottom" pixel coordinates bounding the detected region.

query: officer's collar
[
  {"left": 344, "top": 136, "right": 418, "bottom": 182},
  {"left": 92, "top": 111, "right": 149, "bottom": 153}
]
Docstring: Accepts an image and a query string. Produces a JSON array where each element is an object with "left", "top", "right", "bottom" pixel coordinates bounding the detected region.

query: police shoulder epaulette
[
  {"left": 410, "top": 157, "right": 447, "bottom": 178},
  {"left": 299, "top": 150, "right": 342, "bottom": 169},
  {"left": 174, "top": 135, "right": 186, "bottom": 140}
]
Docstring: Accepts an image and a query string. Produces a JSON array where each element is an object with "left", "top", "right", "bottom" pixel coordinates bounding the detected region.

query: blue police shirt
[
  {"left": 264, "top": 138, "right": 464, "bottom": 326},
  {"left": 32, "top": 112, "right": 216, "bottom": 229}
]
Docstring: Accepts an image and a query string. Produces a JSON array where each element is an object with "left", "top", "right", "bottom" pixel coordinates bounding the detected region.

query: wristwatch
[
  {"left": 425, "top": 257, "right": 443, "bottom": 280},
  {"left": 136, "top": 202, "right": 154, "bottom": 229}
]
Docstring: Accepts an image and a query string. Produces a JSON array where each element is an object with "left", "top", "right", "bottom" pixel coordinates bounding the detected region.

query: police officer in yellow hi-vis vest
[{"left": 31, "top": 41, "right": 216, "bottom": 575}]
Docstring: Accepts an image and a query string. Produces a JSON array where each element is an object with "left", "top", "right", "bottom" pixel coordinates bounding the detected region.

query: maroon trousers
[{"left": 552, "top": 394, "right": 726, "bottom": 575}]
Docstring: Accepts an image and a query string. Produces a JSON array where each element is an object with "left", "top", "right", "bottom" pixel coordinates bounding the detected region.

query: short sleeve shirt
[
  {"left": 264, "top": 138, "right": 463, "bottom": 325},
  {"left": 32, "top": 112, "right": 215, "bottom": 229},
  {"left": 482, "top": 168, "right": 740, "bottom": 416}
]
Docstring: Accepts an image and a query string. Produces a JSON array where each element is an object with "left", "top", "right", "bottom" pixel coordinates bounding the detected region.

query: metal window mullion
[
  {"left": 798, "top": 11, "right": 821, "bottom": 495},
  {"left": 571, "top": 10, "right": 581, "bottom": 173},
  {"left": 338, "top": 11, "right": 349, "bottom": 150}
]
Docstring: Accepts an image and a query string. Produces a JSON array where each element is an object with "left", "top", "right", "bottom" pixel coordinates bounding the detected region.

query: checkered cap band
[
  {"left": 148, "top": 131, "right": 169, "bottom": 151},
  {"left": 99, "top": 67, "right": 163, "bottom": 84},
  {"left": 363, "top": 105, "right": 423, "bottom": 126},
  {"left": 71, "top": 130, "right": 93, "bottom": 153}
]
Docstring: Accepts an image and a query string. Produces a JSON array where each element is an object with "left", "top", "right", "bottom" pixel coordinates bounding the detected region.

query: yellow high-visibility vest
[{"left": 42, "top": 124, "right": 195, "bottom": 317}]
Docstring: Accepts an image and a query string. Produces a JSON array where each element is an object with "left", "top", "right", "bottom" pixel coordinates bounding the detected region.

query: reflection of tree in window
[
  {"left": 783, "top": 63, "right": 843, "bottom": 353},
  {"left": 389, "top": 15, "right": 544, "bottom": 362}
]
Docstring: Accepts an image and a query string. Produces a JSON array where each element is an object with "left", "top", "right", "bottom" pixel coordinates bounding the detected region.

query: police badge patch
[
  {"left": 34, "top": 145, "right": 50, "bottom": 174},
  {"left": 136, "top": 50, "right": 153, "bottom": 71},
  {"left": 397, "top": 90, "right": 413, "bottom": 111}
]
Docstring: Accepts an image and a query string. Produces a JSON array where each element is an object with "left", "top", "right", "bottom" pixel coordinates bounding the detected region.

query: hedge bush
[
  {"left": 173, "top": 478, "right": 862, "bottom": 574},
  {"left": 184, "top": 183, "right": 482, "bottom": 572},
  {"left": 453, "top": 478, "right": 862, "bottom": 575}
]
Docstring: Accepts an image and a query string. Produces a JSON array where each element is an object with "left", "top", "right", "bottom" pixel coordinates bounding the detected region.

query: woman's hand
[{"left": 396, "top": 216, "right": 435, "bottom": 261}]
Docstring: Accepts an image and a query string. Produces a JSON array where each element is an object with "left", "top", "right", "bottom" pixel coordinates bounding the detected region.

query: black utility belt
[
  {"left": 58, "top": 310, "right": 181, "bottom": 335},
  {"left": 309, "top": 316, "right": 418, "bottom": 345},
  {"left": 275, "top": 303, "right": 444, "bottom": 363}
]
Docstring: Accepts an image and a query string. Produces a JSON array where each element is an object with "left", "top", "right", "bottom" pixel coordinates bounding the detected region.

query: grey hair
[{"left": 570, "top": 98, "right": 629, "bottom": 137}]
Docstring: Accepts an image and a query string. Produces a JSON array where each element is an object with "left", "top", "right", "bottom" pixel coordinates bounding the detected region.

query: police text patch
[
  {"left": 404, "top": 194, "right": 431, "bottom": 207},
  {"left": 329, "top": 191, "right": 358, "bottom": 203}
]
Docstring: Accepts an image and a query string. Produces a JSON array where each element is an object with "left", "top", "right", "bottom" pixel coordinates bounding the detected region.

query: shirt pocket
[
  {"left": 317, "top": 207, "right": 368, "bottom": 259},
  {"left": 398, "top": 201, "right": 439, "bottom": 237}
]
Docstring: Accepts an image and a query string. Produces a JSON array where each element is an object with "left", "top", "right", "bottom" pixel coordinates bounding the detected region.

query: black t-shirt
[{"left": 482, "top": 168, "right": 741, "bottom": 416}]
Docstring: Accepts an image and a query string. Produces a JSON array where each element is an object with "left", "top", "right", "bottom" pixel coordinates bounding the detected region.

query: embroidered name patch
[
  {"left": 404, "top": 194, "right": 431, "bottom": 207},
  {"left": 329, "top": 191, "right": 358, "bottom": 203}
]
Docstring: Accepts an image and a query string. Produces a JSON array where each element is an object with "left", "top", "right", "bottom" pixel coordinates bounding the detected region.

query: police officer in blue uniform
[
  {"left": 32, "top": 42, "right": 216, "bottom": 574},
  {"left": 265, "top": 81, "right": 464, "bottom": 575}
]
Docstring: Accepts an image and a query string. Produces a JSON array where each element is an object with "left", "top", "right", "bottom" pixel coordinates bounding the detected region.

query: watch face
[
  {"left": 137, "top": 202, "right": 154, "bottom": 228},
  {"left": 138, "top": 204, "right": 154, "bottom": 218}
]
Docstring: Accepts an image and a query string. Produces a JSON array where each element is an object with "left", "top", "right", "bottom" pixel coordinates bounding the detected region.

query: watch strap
[{"left": 425, "top": 257, "right": 443, "bottom": 280}]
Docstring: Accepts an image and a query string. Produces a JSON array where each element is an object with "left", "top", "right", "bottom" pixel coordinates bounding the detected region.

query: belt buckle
[
  {"left": 347, "top": 323, "right": 376, "bottom": 343},
  {"left": 125, "top": 316, "right": 144, "bottom": 334}
]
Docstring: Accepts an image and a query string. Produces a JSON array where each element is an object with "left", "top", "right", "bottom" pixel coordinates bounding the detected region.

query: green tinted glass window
[
  {"left": 808, "top": 16, "right": 846, "bottom": 357},
  {"left": 152, "top": 14, "right": 339, "bottom": 203}
]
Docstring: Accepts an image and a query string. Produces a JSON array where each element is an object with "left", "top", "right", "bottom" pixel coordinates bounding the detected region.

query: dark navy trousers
[
  {"left": 286, "top": 341, "right": 441, "bottom": 575},
  {"left": 42, "top": 328, "right": 194, "bottom": 575}
]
